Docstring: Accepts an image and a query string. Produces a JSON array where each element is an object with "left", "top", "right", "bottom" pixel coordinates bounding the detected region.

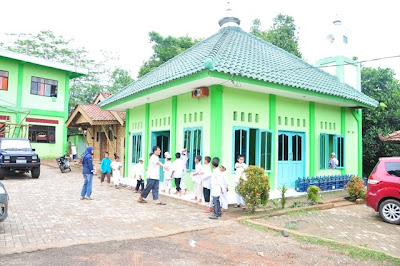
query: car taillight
[{"left": 368, "top": 174, "right": 381, "bottom": 185}]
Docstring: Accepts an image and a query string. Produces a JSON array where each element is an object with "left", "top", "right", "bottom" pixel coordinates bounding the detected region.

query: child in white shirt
[
  {"left": 191, "top": 155, "right": 203, "bottom": 203},
  {"left": 219, "top": 163, "right": 229, "bottom": 211},
  {"left": 162, "top": 154, "right": 173, "bottom": 194},
  {"left": 171, "top": 152, "right": 185, "bottom": 195},
  {"left": 209, "top": 157, "right": 223, "bottom": 219},
  {"left": 110, "top": 155, "right": 122, "bottom": 189},
  {"left": 234, "top": 155, "right": 247, "bottom": 208},
  {"left": 134, "top": 158, "right": 144, "bottom": 193},
  {"left": 201, "top": 156, "right": 212, "bottom": 205},
  {"left": 180, "top": 148, "right": 188, "bottom": 195}
]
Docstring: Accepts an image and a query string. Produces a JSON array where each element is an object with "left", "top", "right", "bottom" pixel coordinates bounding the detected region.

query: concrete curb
[{"left": 243, "top": 219, "right": 400, "bottom": 260}]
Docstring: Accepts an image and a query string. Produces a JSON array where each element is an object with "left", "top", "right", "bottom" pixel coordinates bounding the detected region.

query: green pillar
[
  {"left": 170, "top": 96, "right": 177, "bottom": 156},
  {"left": 340, "top": 107, "right": 346, "bottom": 175},
  {"left": 350, "top": 109, "right": 363, "bottom": 177},
  {"left": 63, "top": 74, "right": 70, "bottom": 154},
  {"left": 309, "top": 102, "right": 315, "bottom": 177},
  {"left": 269, "top": 94, "right": 276, "bottom": 190},
  {"left": 209, "top": 85, "right": 223, "bottom": 160},
  {"left": 144, "top": 103, "right": 150, "bottom": 177},
  {"left": 357, "top": 109, "right": 363, "bottom": 177},
  {"left": 15, "top": 63, "right": 24, "bottom": 137},
  {"left": 124, "top": 109, "right": 130, "bottom": 176}
]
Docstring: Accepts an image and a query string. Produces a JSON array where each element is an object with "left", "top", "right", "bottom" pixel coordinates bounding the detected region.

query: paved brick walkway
[
  {"left": 257, "top": 204, "right": 400, "bottom": 257},
  {"left": 0, "top": 163, "right": 224, "bottom": 255}
]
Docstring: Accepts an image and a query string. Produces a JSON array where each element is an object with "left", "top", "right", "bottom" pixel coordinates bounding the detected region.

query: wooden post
[{"left": 102, "top": 125, "right": 115, "bottom": 155}]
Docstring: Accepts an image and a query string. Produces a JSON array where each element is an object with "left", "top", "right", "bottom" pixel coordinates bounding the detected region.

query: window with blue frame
[
  {"left": 183, "top": 128, "right": 202, "bottom": 171},
  {"left": 132, "top": 133, "right": 142, "bottom": 164},
  {"left": 320, "top": 133, "right": 344, "bottom": 169},
  {"left": 233, "top": 127, "right": 273, "bottom": 171}
]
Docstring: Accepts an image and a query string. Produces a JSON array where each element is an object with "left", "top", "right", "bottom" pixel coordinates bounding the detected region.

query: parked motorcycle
[{"left": 56, "top": 155, "right": 71, "bottom": 173}]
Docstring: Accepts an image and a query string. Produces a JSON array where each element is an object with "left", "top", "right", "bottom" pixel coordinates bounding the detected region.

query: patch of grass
[
  {"left": 293, "top": 235, "right": 400, "bottom": 265},
  {"left": 285, "top": 209, "right": 320, "bottom": 216},
  {"left": 285, "top": 223, "right": 298, "bottom": 230}
]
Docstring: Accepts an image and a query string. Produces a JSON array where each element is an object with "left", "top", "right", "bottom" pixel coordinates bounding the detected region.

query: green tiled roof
[{"left": 100, "top": 26, "right": 378, "bottom": 108}]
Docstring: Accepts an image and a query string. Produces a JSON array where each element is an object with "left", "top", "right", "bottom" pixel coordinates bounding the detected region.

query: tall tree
[
  {"left": 361, "top": 67, "right": 400, "bottom": 175},
  {"left": 109, "top": 67, "right": 134, "bottom": 94},
  {"left": 1, "top": 30, "right": 134, "bottom": 112},
  {"left": 250, "top": 14, "right": 302, "bottom": 58},
  {"left": 138, "top": 31, "right": 200, "bottom": 77}
]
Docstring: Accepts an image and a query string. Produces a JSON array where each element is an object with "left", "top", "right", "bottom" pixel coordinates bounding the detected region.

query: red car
[{"left": 366, "top": 157, "right": 400, "bottom": 224}]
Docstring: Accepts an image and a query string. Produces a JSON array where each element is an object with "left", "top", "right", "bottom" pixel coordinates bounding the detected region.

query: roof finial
[{"left": 218, "top": 1, "right": 240, "bottom": 28}]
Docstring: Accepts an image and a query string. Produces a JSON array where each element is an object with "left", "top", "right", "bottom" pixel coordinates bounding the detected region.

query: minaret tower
[{"left": 316, "top": 14, "right": 361, "bottom": 91}]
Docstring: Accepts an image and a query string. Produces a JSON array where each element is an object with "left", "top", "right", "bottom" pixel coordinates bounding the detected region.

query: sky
[{"left": 1, "top": 0, "right": 399, "bottom": 79}]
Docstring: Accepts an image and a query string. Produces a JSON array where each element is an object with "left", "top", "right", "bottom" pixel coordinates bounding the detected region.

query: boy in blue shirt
[{"left": 100, "top": 152, "right": 112, "bottom": 186}]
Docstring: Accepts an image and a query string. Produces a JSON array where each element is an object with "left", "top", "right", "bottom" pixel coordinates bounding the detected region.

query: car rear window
[{"left": 384, "top": 162, "right": 400, "bottom": 177}]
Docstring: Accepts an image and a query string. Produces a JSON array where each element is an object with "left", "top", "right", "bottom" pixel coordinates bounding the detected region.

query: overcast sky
[{"left": 1, "top": 0, "right": 399, "bottom": 79}]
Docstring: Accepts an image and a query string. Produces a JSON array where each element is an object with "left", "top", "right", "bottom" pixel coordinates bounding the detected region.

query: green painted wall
[
  {"left": 0, "top": 57, "right": 75, "bottom": 159},
  {"left": 0, "top": 58, "right": 19, "bottom": 105},
  {"left": 222, "top": 86, "right": 269, "bottom": 192},
  {"left": 275, "top": 96, "right": 309, "bottom": 182},
  {"left": 149, "top": 98, "right": 172, "bottom": 133},
  {"left": 21, "top": 64, "right": 66, "bottom": 112},
  {"left": 26, "top": 115, "right": 64, "bottom": 158},
  {"left": 177, "top": 91, "right": 211, "bottom": 190},
  {"left": 67, "top": 135, "right": 86, "bottom": 157},
  {"left": 314, "top": 103, "right": 341, "bottom": 176},
  {"left": 177, "top": 92, "right": 211, "bottom": 156},
  {"left": 345, "top": 108, "right": 359, "bottom": 175},
  {"left": 121, "top": 81, "right": 363, "bottom": 194},
  {"left": 127, "top": 105, "right": 146, "bottom": 177}
]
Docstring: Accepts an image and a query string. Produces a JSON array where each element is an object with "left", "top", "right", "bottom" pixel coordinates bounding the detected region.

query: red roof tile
[{"left": 80, "top": 104, "right": 119, "bottom": 121}]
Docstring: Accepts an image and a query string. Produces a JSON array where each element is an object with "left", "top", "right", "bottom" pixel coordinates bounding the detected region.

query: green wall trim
[
  {"left": 16, "top": 63, "right": 24, "bottom": 109},
  {"left": 0, "top": 107, "right": 65, "bottom": 118},
  {"left": 15, "top": 63, "right": 24, "bottom": 137},
  {"left": 350, "top": 109, "right": 363, "bottom": 177},
  {"left": 124, "top": 108, "right": 130, "bottom": 176},
  {"left": 144, "top": 104, "right": 150, "bottom": 176},
  {"left": 268, "top": 94, "right": 276, "bottom": 190},
  {"left": 207, "top": 71, "right": 372, "bottom": 108},
  {"left": 170, "top": 96, "right": 178, "bottom": 156},
  {"left": 102, "top": 70, "right": 209, "bottom": 110},
  {"left": 210, "top": 85, "right": 223, "bottom": 160},
  {"left": 29, "top": 109, "right": 66, "bottom": 118},
  {"left": 309, "top": 102, "right": 316, "bottom": 176},
  {"left": 340, "top": 107, "right": 346, "bottom": 175},
  {"left": 63, "top": 74, "right": 70, "bottom": 154}
]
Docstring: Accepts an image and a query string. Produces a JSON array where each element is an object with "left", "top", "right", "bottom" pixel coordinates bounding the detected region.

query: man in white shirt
[
  {"left": 171, "top": 152, "right": 185, "bottom": 195},
  {"left": 328, "top": 152, "right": 339, "bottom": 169},
  {"left": 201, "top": 156, "right": 212, "bottom": 205},
  {"left": 209, "top": 157, "right": 223, "bottom": 219},
  {"left": 180, "top": 148, "right": 189, "bottom": 194},
  {"left": 138, "top": 146, "right": 167, "bottom": 205},
  {"left": 71, "top": 143, "right": 77, "bottom": 162}
]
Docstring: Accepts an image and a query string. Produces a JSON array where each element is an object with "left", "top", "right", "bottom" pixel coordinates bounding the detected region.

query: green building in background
[
  {"left": 0, "top": 49, "right": 87, "bottom": 158},
  {"left": 99, "top": 16, "right": 377, "bottom": 193}
]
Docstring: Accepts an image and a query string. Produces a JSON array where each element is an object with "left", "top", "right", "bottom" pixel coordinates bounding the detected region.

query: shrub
[
  {"left": 279, "top": 185, "right": 288, "bottom": 209},
  {"left": 345, "top": 176, "right": 366, "bottom": 199},
  {"left": 307, "top": 185, "right": 321, "bottom": 205},
  {"left": 236, "top": 166, "right": 270, "bottom": 213}
]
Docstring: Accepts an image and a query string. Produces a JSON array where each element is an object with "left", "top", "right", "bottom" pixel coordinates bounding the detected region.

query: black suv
[{"left": 0, "top": 138, "right": 41, "bottom": 179}]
